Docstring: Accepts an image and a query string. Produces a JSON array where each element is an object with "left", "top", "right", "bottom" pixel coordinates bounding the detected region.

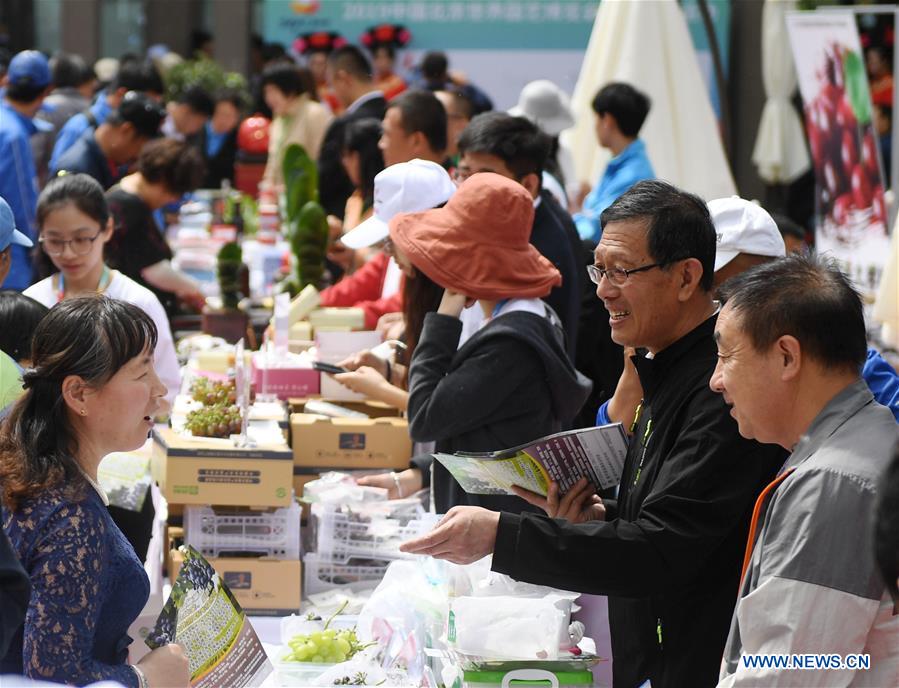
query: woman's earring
[{"left": 80, "top": 409, "right": 87, "bottom": 416}]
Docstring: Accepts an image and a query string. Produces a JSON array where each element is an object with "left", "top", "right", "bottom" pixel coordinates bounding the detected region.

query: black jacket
[
  {"left": 0, "top": 512, "right": 29, "bottom": 659},
  {"left": 530, "top": 196, "right": 579, "bottom": 360},
  {"left": 492, "top": 315, "right": 787, "bottom": 688},
  {"left": 409, "top": 308, "right": 591, "bottom": 514},
  {"left": 317, "top": 95, "right": 387, "bottom": 218}
]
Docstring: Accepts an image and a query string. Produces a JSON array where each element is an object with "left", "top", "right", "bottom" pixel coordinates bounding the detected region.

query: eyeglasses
[
  {"left": 39, "top": 230, "right": 104, "bottom": 256},
  {"left": 587, "top": 262, "right": 665, "bottom": 286}
]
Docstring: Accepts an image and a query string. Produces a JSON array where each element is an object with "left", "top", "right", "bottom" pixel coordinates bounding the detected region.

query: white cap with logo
[
  {"left": 340, "top": 159, "right": 457, "bottom": 250},
  {"left": 708, "top": 196, "right": 785, "bottom": 272}
]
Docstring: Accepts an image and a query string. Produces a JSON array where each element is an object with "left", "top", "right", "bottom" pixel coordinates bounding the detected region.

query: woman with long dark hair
[{"left": 0, "top": 296, "right": 188, "bottom": 687}]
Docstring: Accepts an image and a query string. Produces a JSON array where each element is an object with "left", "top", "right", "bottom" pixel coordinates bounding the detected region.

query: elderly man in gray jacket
[{"left": 711, "top": 254, "right": 899, "bottom": 686}]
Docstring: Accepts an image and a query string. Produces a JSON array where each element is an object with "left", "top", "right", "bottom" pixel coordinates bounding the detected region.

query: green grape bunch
[
  {"left": 190, "top": 377, "right": 238, "bottom": 407},
  {"left": 185, "top": 405, "right": 242, "bottom": 438},
  {"left": 282, "top": 601, "right": 374, "bottom": 665}
]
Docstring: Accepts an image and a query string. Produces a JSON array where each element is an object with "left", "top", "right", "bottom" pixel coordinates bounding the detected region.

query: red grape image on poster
[{"left": 787, "top": 10, "right": 892, "bottom": 294}]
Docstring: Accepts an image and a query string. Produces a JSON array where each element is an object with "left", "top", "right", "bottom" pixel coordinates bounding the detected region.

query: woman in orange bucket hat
[{"left": 374, "top": 172, "right": 591, "bottom": 513}]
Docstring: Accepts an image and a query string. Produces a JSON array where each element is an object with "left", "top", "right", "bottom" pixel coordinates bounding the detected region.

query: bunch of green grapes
[
  {"left": 283, "top": 627, "right": 369, "bottom": 664},
  {"left": 185, "top": 405, "right": 241, "bottom": 438},
  {"left": 283, "top": 601, "right": 373, "bottom": 664},
  {"left": 190, "top": 377, "right": 238, "bottom": 406}
]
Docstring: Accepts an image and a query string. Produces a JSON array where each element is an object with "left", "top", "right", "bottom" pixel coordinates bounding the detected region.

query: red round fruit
[
  {"left": 835, "top": 98, "right": 857, "bottom": 131},
  {"left": 840, "top": 129, "right": 858, "bottom": 181},
  {"left": 862, "top": 131, "right": 879, "bottom": 179},
  {"left": 823, "top": 160, "right": 840, "bottom": 195},
  {"left": 851, "top": 164, "right": 873, "bottom": 209},
  {"left": 237, "top": 115, "right": 271, "bottom": 155},
  {"left": 833, "top": 193, "right": 853, "bottom": 226}
]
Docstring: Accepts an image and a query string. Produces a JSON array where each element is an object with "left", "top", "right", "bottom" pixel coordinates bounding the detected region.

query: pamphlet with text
[
  {"left": 146, "top": 546, "right": 272, "bottom": 688},
  {"left": 433, "top": 424, "right": 628, "bottom": 497}
]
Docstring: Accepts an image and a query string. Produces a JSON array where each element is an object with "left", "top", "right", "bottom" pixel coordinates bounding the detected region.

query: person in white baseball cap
[
  {"left": 709, "top": 196, "right": 785, "bottom": 285},
  {"left": 339, "top": 158, "right": 456, "bottom": 249},
  {"left": 319, "top": 158, "right": 456, "bottom": 328}
]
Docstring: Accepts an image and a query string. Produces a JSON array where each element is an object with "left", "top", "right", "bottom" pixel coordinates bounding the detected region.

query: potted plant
[
  {"left": 279, "top": 144, "right": 330, "bottom": 296},
  {"left": 202, "top": 241, "right": 250, "bottom": 343}
]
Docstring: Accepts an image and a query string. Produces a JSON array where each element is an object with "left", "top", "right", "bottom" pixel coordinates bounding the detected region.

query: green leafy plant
[
  {"left": 164, "top": 55, "right": 249, "bottom": 104},
  {"left": 281, "top": 144, "right": 329, "bottom": 295},
  {"left": 217, "top": 242, "right": 244, "bottom": 310}
]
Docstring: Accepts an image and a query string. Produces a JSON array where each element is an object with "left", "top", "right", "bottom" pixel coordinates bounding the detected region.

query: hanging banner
[
  {"left": 787, "top": 11, "right": 891, "bottom": 294},
  {"left": 262, "top": 1, "right": 730, "bottom": 114}
]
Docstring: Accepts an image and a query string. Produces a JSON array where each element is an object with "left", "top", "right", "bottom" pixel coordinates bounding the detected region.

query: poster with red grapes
[{"left": 788, "top": 11, "right": 892, "bottom": 294}]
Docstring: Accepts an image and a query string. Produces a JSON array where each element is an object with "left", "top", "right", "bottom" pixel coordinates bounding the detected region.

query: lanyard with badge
[{"left": 56, "top": 264, "right": 112, "bottom": 303}]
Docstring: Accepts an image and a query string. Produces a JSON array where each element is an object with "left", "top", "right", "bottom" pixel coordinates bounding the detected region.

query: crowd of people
[{"left": 0, "top": 26, "right": 897, "bottom": 688}]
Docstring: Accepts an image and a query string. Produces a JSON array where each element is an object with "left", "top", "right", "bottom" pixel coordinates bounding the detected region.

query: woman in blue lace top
[{"left": 0, "top": 296, "right": 189, "bottom": 687}]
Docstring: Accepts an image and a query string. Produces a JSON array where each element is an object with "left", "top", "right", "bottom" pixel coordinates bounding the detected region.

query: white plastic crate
[
  {"left": 184, "top": 500, "right": 301, "bottom": 559},
  {"left": 311, "top": 503, "right": 439, "bottom": 563},
  {"left": 303, "top": 552, "right": 391, "bottom": 595}
]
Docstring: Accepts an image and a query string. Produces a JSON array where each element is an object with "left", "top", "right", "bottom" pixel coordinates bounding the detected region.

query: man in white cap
[
  {"left": 319, "top": 158, "right": 456, "bottom": 329},
  {"left": 597, "top": 197, "right": 899, "bottom": 429}
]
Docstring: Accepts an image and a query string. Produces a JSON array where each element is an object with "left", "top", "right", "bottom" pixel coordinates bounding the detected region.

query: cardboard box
[
  {"left": 290, "top": 413, "right": 411, "bottom": 470},
  {"left": 287, "top": 397, "right": 403, "bottom": 418},
  {"left": 308, "top": 308, "right": 365, "bottom": 331},
  {"left": 170, "top": 548, "right": 301, "bottom": 615},
  {"left": 152, "top": 427, "right": 293, "bottom": 507},
  {"left": 251, "top": 352, "right": 320, "bottom": 399}
]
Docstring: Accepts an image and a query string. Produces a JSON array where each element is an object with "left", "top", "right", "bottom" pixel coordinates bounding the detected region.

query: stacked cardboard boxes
[{"left": 152, "top": 425, "right": 302, "bottom": 614}]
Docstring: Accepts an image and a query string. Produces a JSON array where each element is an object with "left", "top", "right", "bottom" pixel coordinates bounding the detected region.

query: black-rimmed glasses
[
  {"left": 39, "top": 230, "right": 104, "bottom": 256},
  {"left": 587, "top": 262, "right": 664, "bottom": 286}
]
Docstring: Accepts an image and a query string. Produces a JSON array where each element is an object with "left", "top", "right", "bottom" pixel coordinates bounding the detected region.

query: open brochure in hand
[
  {"left": 146, "top": 546, "right": 272, "bottom": 688},
  {"left": 433, "top": 423, "right": 628, "bottom": 497}
]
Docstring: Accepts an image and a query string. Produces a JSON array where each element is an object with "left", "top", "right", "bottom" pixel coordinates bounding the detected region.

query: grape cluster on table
[{"left": 185, "top": 378, "right": 243, "bottom": 438}]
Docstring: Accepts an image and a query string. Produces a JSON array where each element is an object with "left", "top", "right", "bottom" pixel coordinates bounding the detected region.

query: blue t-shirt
[
  {"left": 0, "top": 100, "right": 40, "bottom": 290},
  {"left": 51, "top": 127, "right": 115, "bottom": 189},
  {"left": 1, "top": 484, "right": 148, "bottom": 686},
  {"left": 574, "top": 139, "right": 655, "bottom": 244},
  {"left": 49, "top": 96, "right": 111, "bottom": 172}
]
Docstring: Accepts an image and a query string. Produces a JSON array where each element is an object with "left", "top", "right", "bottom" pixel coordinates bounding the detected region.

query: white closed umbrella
[
  {"left": 752, "top": 0, "right": 811, "bottom": 184},
  {"left": 563, "top": 0, "right": 735, "bottom": 200}
]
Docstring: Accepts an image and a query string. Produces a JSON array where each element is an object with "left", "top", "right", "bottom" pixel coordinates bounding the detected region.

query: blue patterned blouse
[{"left": 1, "top": 483, "right": 149, "bottom": 686}]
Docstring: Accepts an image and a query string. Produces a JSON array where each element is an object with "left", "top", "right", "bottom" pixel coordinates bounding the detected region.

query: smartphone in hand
[{"left": 312, "top": 361, "right": 349, "bottom": 375}]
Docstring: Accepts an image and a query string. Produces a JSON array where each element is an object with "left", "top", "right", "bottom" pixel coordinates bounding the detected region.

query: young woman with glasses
[
  {"left": 25, "top": 173, "right": 179, "bottom": 413},
  {"left": 23, "top": 174, "right": 180, "bottom": 565}
]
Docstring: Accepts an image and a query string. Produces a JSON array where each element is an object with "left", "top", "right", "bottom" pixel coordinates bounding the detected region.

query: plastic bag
[{"left": 449, "top": 595, "right": 567, "bottom": 660}]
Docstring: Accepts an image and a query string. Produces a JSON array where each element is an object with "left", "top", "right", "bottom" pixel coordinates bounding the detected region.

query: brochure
[
  {"left": 146, "top": 546, "right": 272, "bottom": 687},
  {"left": 433, "top": 424, "right": 628, "bottom": 497}
]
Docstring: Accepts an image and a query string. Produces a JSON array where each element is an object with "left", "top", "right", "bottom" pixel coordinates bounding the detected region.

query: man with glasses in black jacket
[{"left": 402, "top": 180, "right": 788, "bottom": 688}]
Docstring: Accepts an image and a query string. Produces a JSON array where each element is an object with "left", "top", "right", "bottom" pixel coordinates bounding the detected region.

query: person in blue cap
[
  {"left": 0, "top": 195, "right": 35, "bottom": 411},
  {"left": 0, "top": 50, "right": 51, "bottom": 290}
]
